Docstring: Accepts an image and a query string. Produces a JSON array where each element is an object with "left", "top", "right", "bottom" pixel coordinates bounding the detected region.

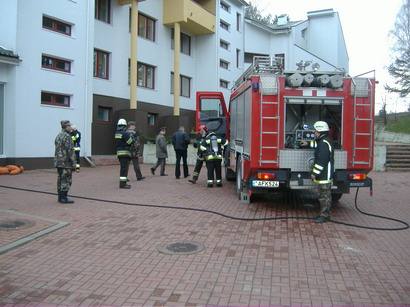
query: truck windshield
[{"left": 200, "top": 98, "right": 224, "bottom": 119}]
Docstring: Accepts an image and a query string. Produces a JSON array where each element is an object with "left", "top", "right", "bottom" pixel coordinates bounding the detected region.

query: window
[
  {"left": 128, "top": 60, "right": 155, "bottom": 89},
  {"left": 42, "top": 16, "right": 71, "bottom": 36},
  {"left": 220, "top": 39, "right": 229, "bottom": 50},
  {"left": 236, "top": 49, "right": 240, "bottom": 68},
  {"left": 95, "top": 0, "right": 111, "bottom": 23},
  {"left": 236, "top": 13, "right": 241, "bottom": 31},
  {"left": 220, "top": 1, "right": 230, "bottom": 12},
  {"left": 147, "top": 113, "right": 157, "bottom": 126},
  {"left": 220, "top": 59, "right": 229, "bottom": 70},
  {"left": 275, "top": 53, "right": 285, "bottom": 69},
  {"left": 170, "top": 73, "right": 191, "bottom": 98},
  {"left": 97, "top": 106, "right": 111, "bottom": 121},
  {"left": 220, "top": 79, "right": 229, "bottom": 89},
  {"left": 41, "top": 91, "right": 70, "bottom": 107},
  {"left": 42, "top": 55, "right": 71, "bottom": 73},
  {"left": 244, "top": 52, "right": 269, "bottom": 63},
  {"left": 220, "top": 20, "right": 229, "bottom": 31},
  {"left": 132, "top": 12, "right": 155, "bottom": 41},
  {"left": 171, "top": 29, "right": 191, "bottom": 55},
  {"left": 94, "top": 49, "right": 109, "bottom": 79}
]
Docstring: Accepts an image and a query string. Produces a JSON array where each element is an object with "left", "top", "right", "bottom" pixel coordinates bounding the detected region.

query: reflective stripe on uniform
[
  {"left": 206, "top": 155, "right": 222, "bottom": 160},
  {"left": 120, "top": 177, "right": 128, "bottom": 182},
  {"left": 314, "top": 179, "right": 332, "bottom": 184},
  {"left": 207, "top": 180, "right": 213, "bottom": 183},
  {"left": 126, "top": 137, "right": 133, "bottom": 145},
  {"left": 115, "top": 134, "right": 123, "bottom": 139},
  {"left": 314, "top": 164, "right": 323, "bottom": 170},
  {"left": 199, "top": 145, "right": 207, "bottom": 151},
  {"left": 74, "top": 147, "right": 80, "bottom": 151},
  {"left": 216, "top": 180, "right": 222, "bottom": 183},
  {"left": 309, "top": 141, "right": 317, "bottom": 148},
  {"left": 117, "top": 150, "right": 131, "bottom": 156},
  {"left": 312, "top": 169, "right": 321, "bottom": 175},
  {"left": 217, "top": 138, "right": 221, "bottom": 143}
]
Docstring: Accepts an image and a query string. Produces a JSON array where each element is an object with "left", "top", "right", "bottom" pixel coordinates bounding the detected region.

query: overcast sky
[{"left": 250, "top": 0, "right": 407, "bottom": 112}]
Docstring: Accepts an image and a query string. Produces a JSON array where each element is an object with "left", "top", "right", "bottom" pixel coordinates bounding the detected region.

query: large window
[
  {"left": 171, "top": 29, "right": 191, "bottom": 55},
  {"left": 42, "top": 55, "right": 71, "bottom": 73},
  {"left": 170, "top": 73, "right": 191, "bottom": 98},
  {"left": 42, "top": 16, "right": 71, "bottom": 36},
  {"left": 94, "top": 49, "right": 109, "bottom": 79},
  {"left": 95, "top": 0, "right": 111, "bottom": 23},
  {"left": 128, "top": 60, "right": 155, "bottom": 89},
  {"left": 97, "top": 106, "right": 111, "bottom": 122},
  {"left": 138, "top": 13, "right": 155, "bottom": 41},
  {"left": 41, "top": 91, "right": 70, "bottom": 107}
]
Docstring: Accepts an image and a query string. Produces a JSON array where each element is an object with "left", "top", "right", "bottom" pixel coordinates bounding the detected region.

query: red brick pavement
[{"left": 0, "top": 164, "right": 409, "bottom": 306}]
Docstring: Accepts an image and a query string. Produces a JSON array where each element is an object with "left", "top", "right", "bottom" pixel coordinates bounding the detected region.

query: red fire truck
[{"left": 196, "top": 57, "right": 375, "bottom": 202}]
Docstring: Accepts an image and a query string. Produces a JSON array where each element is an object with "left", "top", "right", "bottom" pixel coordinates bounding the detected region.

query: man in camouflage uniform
[
  {"left": 54, "top": 120, "right": 76, "bottom": 204},
  {"left": 310, "top": 121, "right": 334, "bottom": 223}
]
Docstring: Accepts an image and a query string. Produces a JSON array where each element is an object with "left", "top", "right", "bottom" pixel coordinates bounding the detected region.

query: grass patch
[{"left": 385, "top": 115, "right": 410, "bottom": 134}]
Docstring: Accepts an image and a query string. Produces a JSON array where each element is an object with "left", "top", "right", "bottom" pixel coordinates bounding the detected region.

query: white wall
[
  {"left": 9, "top": 0, "right": 93, "bottom": 158},
  {"left": 0, "top": 0, "right": 18, "bottom": 51}
]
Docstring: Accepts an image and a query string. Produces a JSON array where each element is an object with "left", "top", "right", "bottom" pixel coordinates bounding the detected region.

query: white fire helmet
[
  {"left": 117, "top": 118, "right": 127, "bottom": 126},
  {"left": 313, "top": 121, "right": 329, "bottom": 132}
]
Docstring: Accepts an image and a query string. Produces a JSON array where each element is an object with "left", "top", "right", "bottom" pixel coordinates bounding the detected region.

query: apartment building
[{"left": 0, "top": 1, "right": 347, "bottom": 167}]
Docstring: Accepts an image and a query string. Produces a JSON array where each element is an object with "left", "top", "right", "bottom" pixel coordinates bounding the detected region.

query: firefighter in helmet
[
  {"left": 70, "top": 125, "right": 81, "bottom": 172},
  {"left": 189, "top": 125, "right": 208, "bottom": 184},
  {"left": 311, "top": 121, "right": 334, "bottom": 223},
  {"left": 115, "top": 118, "right": 135, "bottom": 189},
  {"left": 199, "top": 130, "right": 228, "bottom": 187}
]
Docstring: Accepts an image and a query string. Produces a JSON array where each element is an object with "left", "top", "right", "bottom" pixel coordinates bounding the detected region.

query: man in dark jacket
[
  {"left": 151, "top": 127, "right": 168, "bottom": 176},
  {"left": 189, "top": 125, "right": 208, "bottom": 184},
  {"left": 115, "top": 118, "right": 135, "bottom": 189},
  {"left": 172, "top": 126, "right": 190, "bottom": 179},
  {"left": 311, "top": 121, "right": 334, "bottom": 223},
  {"left": 200, "top": 131, "right": 228, "bottom": 187},
  {"left": 127, "top": 121, "right": 145, "bottom": 181},
  {"left": 54, "top": 120, "right": 76, "bottom": 204}
]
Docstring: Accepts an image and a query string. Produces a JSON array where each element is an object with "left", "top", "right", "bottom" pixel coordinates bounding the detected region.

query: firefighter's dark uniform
[
  {"left": 71, "top": 130, "right": 81, "bottom": 172},
  {"left": 189, "top": 133, "right": 206, "bottom": 184},
  {"left": 115, "top": 126, "right": 134, "bottom": 188},
  {"left": 311, "top": 134, "right": 334, "bottom": 222},
  {"left": 200, "top": 132, "right": 228, "bottom": 187}
]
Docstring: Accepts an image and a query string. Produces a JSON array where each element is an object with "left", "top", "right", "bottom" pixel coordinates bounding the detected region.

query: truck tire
[
  {"left": 331, "top": 192, "right": 343, "bottom": 203},
  {"left": 236, "top": 156, "right": 243, "bottom": 200}
]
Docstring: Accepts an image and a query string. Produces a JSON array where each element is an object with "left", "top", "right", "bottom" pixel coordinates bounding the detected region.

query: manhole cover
[
  {"left": 157, "top": 241, "right": 204, "bottom": 255},
  {"left": 0, "top": 219, "right": 34, "bottom": 230}
]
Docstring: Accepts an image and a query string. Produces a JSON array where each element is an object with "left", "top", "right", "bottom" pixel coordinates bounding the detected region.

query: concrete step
[
  {"left": 91, "top": 155, "right": 119, "bottom": 166},
  {"left": 386, "top": 167, "right": 410, "bottom": 172},
  {"left": 386, "top": 159, "right": 410, "bottom": 163}
]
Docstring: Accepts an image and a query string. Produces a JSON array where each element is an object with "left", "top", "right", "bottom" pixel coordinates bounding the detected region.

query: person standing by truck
[
  {"left": 200, "top": 131, "right": 227, "bottom": 187},
  {"left": 189, "top": 125, "right": 208, "bottom": 184},
  {"left": 311, "top": 121, "right": 334, "bottom": 223}
]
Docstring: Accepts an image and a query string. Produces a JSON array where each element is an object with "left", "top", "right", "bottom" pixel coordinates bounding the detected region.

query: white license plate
[{"left": 252, "top": 180, "right": 279, "bottom": 188}]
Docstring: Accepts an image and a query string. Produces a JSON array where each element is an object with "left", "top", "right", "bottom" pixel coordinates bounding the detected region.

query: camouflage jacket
[{"left": 54, "top": 130, "right": 76, "bottom": 168}]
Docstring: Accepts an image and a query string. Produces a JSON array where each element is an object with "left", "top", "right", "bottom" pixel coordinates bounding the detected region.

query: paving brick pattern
[{"left": 0, "top": 165, "right": 409, "bottom": 306}]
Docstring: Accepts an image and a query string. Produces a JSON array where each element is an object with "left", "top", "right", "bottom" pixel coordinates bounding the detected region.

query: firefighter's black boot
[
  {"left": 189, "top": 177, "right": 197, "bottom": 184},
  {"left": 119, "top": 181, "right": 131, "bottom": 189},
  {"left": 58, "top": 192, "right": 63, "bottom": 203},
  {"left": 207, "top": 180, "right": 213, "bottom": 188}
]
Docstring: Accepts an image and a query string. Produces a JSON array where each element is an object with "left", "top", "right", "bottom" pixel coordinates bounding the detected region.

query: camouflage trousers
[
  {"left": 57, "top": 168, "right": 72, "bottom": 192},
  {"left": 318, "top": 183, "right": 332, "bottom": 218}
]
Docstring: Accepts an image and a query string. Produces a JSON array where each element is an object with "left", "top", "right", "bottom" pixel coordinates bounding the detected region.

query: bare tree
[
  {"left": 386, "top": 0, "right": 410, "bottom": 97},
  {"left": 245, "top": 1, "right": 278, "bottom": 27}
]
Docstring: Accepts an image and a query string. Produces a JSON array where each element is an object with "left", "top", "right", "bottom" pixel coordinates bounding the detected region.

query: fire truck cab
[{"left": 196, "top": 57, "right": 374, "bottom": 202}]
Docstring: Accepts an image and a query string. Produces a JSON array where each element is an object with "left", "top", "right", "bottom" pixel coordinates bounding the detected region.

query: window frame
[
  {"left": 42, "top": 15, "right": 72, "bottom": 36},
  {"left": 220, "top": 39, "right": 230, "bottom": 50},
  {"left": 171, "top": 29, "right": 191, "bottom": 55},
  {"left": 137, "top": 62, "right": 155, "bottom": 89},
  {"left": 94, "top": 49, "right": 110, "bottom": 80},
  {"left": 95, "top": 0, "right": 111, "bottom": 24},
  {"left": 236, "top": 12, "right": 241, "bottom": 31},
  {"left": 236, "top": 49, "right": 240, "bottom": 68},
  {"left": 220, "top": 59, "right": 229, "bottom": 70},
  {"left": 220, "top": 1, "right": 230, "bottom": 12},
  {"left": 170, "top": 72, "right": 191, "bottom": 98},
  {"left": 97, "top": 106, "right": 112, "bottom": 122},
  {"left": 220, "top": 79, "right": 229, "bottom": 89},
  {"left": 42, "top": 54, "right": 72, "bottom": 73},
  {"left": 41, "top": 91, "right": 71, "bottom": 107},
  {"left": 220, "top": 20, "right": 230, "bottom": 31},
  {"left": 147, "top": 112, "right": 157, "bottom": 126},
  {"left": 136, "top": 12, "right": 156, "bottom": 41}
]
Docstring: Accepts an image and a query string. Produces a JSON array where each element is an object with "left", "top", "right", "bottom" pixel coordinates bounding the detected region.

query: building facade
[{"left": 0, "top": 1, "right": 348, "bottom": 167}]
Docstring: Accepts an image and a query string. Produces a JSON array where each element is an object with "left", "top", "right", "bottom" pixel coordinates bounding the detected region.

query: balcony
[{"left": 163, "top": 0, "right": 216, "bottom": 35}]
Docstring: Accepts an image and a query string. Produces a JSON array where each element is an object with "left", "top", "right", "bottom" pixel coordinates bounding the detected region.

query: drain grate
[
  {"left": 0, "top": 219, "right": 34, "bottom": 230},
  {"left": 157, "top": 241, "right": 204, "bottom": 255}
]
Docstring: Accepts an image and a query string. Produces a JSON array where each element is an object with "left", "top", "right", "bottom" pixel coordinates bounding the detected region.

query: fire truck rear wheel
[{"left": 236, "top": 156, "right": 243, "bottom": 199}]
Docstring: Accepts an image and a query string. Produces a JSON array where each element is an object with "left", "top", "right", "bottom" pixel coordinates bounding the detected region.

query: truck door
[{"left": 196, "top": 92, "right": 229, "bottom": 138}]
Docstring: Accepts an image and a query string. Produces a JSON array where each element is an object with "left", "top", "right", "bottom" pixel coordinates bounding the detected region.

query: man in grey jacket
[{"left": 151, "top": 127, "right": 168, "bottom": 176}]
